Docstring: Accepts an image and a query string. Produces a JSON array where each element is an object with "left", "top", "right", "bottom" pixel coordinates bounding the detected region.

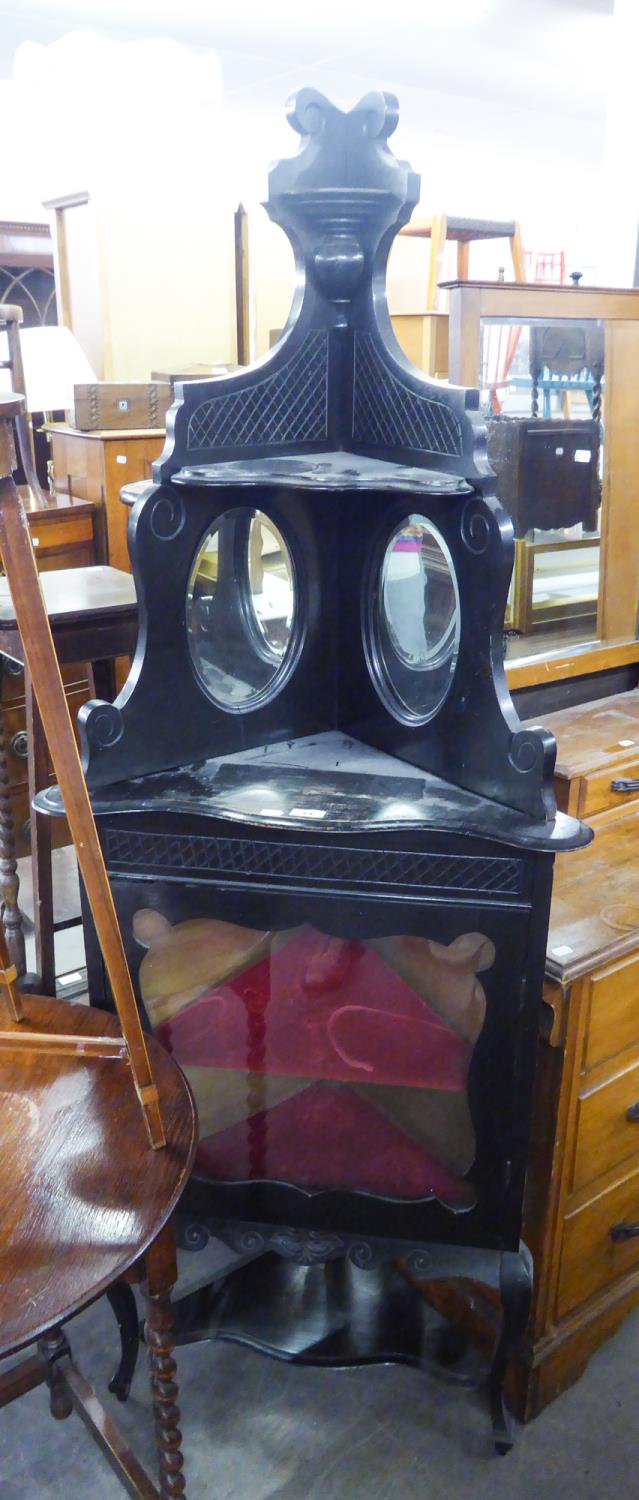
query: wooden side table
[
  {"left": 0, "top": 992, "right": 197, "bottom": 1498},
  {"left": 0, "top": 565, "right": 137, "bottom": 991}
]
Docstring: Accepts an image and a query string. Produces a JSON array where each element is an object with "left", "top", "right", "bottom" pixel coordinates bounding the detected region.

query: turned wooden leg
[
  {"left": 39, "top": 1326, "right": 73, "bottom": 1420},
  {"left": 0, "top": 655, "right": 26, "bottom": 978},
  {"left": 144, "top": 1222, "right": 187, "bottom": 1499}
]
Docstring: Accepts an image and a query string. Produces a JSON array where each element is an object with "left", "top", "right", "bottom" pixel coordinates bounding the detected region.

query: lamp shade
[{"left": 0, "top": 323, "right": 96, "bottom": 412}]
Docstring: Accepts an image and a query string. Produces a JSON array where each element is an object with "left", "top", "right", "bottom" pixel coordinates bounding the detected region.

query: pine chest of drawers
[{"left": 415, "top": 689, "right": 639, "bottom": 1417}]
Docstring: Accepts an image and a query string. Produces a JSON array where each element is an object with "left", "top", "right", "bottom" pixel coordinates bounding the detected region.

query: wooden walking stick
[{"left": 0, "top": 394, "right": 165, "bottom": 1147}]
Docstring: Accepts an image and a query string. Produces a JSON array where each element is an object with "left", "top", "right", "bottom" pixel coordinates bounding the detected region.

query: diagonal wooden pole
[{"left": 0, "top": 397, "right": 165, "bottom": 1147}]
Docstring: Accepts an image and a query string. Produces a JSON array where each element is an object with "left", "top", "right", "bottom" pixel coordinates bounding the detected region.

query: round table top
[{"left": 0, "top": 995, "right": 197, "bottom": 1357}]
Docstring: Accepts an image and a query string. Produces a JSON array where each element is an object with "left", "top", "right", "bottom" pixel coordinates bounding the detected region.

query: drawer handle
[
  {"left": 627, "top": 1101, "right": 639, "bottom": 1122},
  {"left": 3, "top": 658, "right": 23, "bottom": 679},
  {"left": 9, "top": 730, "right": 28, "bottom": 760},
  {"left": 610, "top": 778, "right": 639, "bottom": 793},
  {"left": 610, "top": 1221, "right": 639, "bottom": 1242}
]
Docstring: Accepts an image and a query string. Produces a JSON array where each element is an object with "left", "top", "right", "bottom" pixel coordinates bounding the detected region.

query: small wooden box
[
  {"left": 70, "top": 382, "right": 172, "bottom": 432},
  {"left": 487, "top": 416, "right": 600, "bottom": 538}
]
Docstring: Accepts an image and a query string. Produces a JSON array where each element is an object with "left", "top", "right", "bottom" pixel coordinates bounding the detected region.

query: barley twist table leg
[
  {"left": 144, "top": 1224, "right": 187, "bottom": 1499},
  {"left": 0, "top": 655, "right": 25, "bottom": 977}
]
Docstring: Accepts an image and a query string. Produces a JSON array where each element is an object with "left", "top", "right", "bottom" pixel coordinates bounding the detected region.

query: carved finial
[{"left": 266, "top": 89, "right": 420, "bottom": 304}]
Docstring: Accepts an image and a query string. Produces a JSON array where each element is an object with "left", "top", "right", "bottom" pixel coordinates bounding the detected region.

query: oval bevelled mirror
[
  {"left": 370, "top": 514, "right": 460, "bottom": 724},
  {"left": 186, "top": 508, "right": 297, "bottom": 710}
]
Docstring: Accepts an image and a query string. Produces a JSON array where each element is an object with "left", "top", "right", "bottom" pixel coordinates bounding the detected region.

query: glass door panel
[{"left": 132, "top": 911, "right": 496, "bottom": 1210}]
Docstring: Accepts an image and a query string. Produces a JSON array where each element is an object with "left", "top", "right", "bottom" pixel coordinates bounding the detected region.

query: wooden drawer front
[
  {"left": 1, "top": 660, "right": 88, "bottom": 706},
  {"left": 4, "top": 684, "right": 89, "bottom": 790},
  {"left": 578, "top": 757, "right": 639, "bottom": 817},
  {"left": 28, "top": 516, "right": 94, "bottom": 555},
  {"left": 0, "top": 658, "right": 25, "bottom": 704},
  {"left": 574, "top": 1060, "right": 639, "bottom": 1192},
  {"left": 559, "top": 1167, "right": 639, "bottom": 1317},
  {"left": 585, "top": 957, "right": 639, "bottom": 1071},
  {"left": 3, "top": 702, "right": 30, "bottom": 785}
]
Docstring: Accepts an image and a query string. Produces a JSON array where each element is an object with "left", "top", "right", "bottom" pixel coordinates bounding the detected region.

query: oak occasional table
[{"left": 0, "top": 993, "right": 197, "bottom": 1498}]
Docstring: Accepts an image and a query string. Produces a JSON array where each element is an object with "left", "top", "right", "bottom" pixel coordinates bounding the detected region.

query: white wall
[{"left": 0, "top": 8, "right": 620, "bottom": 371}]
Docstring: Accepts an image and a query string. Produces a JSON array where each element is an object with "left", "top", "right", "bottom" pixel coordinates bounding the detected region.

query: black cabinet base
[{"left": 163, "top": 1225, "right": 532, "bottom": 1455}]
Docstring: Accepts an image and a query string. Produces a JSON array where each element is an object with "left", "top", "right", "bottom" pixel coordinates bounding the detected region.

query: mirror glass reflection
[
  {"left": 480, "top": 316, "right": 604, "bottom": 661},
  {"left": 375, "top": 514, "right": 460, "bottom": 723},
  {"left": 186, "top": 508, "right": 295, "bottom": 709}
]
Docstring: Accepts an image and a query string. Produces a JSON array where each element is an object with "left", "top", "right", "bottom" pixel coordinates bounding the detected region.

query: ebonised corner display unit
[{"left": 37, "top": 90, "right": 590, "bottom": 1452}]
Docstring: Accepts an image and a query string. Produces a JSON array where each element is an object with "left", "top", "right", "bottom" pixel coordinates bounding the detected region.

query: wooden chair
[
  {"left": 0, "top": 394, "right": 163, "bottom": 1146},
  {"left": 0, "top": 303, "right": 47, "bottom": 505},
  {"left": 400, "top": 215, "right": 526, "bottom": 310},
  {"left": 0, "top": 390, "right": 198, "bottom": 1492},
  {"left": 0, "top": 564, "right": 138, "bottom": 994}
]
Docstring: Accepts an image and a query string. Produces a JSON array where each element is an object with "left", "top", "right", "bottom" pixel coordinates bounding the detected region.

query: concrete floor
[{"left": 1, "top": 1253, "right": 637, "bottom": 1500}]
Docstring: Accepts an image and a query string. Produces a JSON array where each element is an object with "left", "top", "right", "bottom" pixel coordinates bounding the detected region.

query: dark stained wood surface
[
  {"left": 548, "top": 807, "right": 639, "bottom": 980},
  {"left": 0, "top": 994, "right": 197, "bottom": 1357},
  {"left": 534, "top": 690, "right": 639, "bottom": 780},
  {"left": 0, "top": 565, "right": 136, "bottom": 626}
]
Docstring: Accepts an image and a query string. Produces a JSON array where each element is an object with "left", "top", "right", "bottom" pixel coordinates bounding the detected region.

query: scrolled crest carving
[
  {"left": 267, "top": 87, "right": 420, "bottom": 299},
  {"left": 460, "top": 498, "right": 492, "bottom": 555},
  {"left": 508, "top": 728, "right": 555, "bottom": 780},
  {"left": 84, "top": 702, "right": 124, "bottom": 751},
  {"left": 149, "top": 492, "right": 185, "bottom": 541}
]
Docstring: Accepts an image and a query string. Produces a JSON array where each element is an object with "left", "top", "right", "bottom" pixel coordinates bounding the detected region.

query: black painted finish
[
  {"left": 72, "top": 88, "right": 576, "bottom": 825},
  {"left": 40, "top": 90, "right": 590, "bottom": 1451}
]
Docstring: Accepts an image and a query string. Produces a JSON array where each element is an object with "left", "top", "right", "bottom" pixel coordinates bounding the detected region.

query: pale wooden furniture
[
  {"left": 391, "top": 310, "right": 449, "bottom": 378},
  {"left": 0, "top": 990, "right": 197, "bottom": 1498},
  {"left": 400, "top": 216, "right": 526, "bottom": 310},
  {"left": 509, "top": 535, "right": 599, "bottom": 636},
  {"left": 391, "top": 217, "right": 525, "bottom": 378},
  {"left": 444, "top": 280, "right": 639, "bottom": 693},
  {"left": 45, "top": 423, "right": 164, "bottom": 573},
  {"left": 413, "top": 688, "right": 639, "bottom": 1418},
  {"left": 71, "top": 382, "right": 171, "bottom": 432}
]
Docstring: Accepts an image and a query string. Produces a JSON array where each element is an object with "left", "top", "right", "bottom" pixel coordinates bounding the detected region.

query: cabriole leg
[
  {"left": 106, "top": 1281, "right": 141, "bottom": 1401},
  {"left": 489, "top": 1246, "right": 533, "bottom": 1454}
]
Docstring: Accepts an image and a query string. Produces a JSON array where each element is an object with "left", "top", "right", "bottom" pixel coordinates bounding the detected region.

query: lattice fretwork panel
[
  {"left": 105, "top": 826, "right": 523, "bottom": 898},
  {"left": 187, "top": 331, "right": 329, "bottom": 451},
  {"left": 353, "top": 332, "right": 462, "bottom": 456}
]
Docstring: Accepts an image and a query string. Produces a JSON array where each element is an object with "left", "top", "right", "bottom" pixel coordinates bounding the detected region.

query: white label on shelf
[
  {"left": 551, "top": 945, "right": 574, "bottom": 958},
  {"left": 618, "top": 739, "right": 636, "bottom": 747},
  {"left": 116, "top": 454, "right": 127, "bottom": 464},
  {"left": 259, "top": 807, "right": 284, "bottom": 817},
  {"left": 290, "top": 807, "right": 327, "bottom": 819},
  {"left": 555, "top": 446, "right": 564, "bottom": 456},
  {"left": 574, "top": 449, "right": 591, "bottom": 463}
]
